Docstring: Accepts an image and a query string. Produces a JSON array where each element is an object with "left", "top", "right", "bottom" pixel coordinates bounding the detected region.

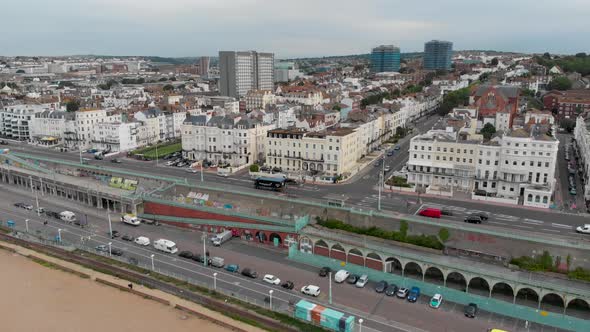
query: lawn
[{"left": 132, "top": 142, "right": 181, "bottom": 159}]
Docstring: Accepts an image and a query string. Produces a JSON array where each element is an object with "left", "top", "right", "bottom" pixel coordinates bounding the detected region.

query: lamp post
[
  {"left": 107, "top": 212, "right": 113, "bottom": 238},
  {"left": 358, "top": 318, "right": 364, "bottom": 332},
  {"left": 151, "top": 254, "right": 155, "bottom": 270},
  {"left": 200, "top": 162, "right": 204, "bottom": 182},
  {"left": 108, "top": 242, "right": 112, "bottom": 256},
  {"left": 328, "top": 271, "right": 333, "bottom": 305},
  {"left": 202, "top": 234, "right": 208, "bottom": 267},
  {"left": 25, "top": 219, "right": 29, "bottom": 233},
  {"left": 269, "top": 290, "right": 274, "bottom": 310},
  {"left": 213, "top": 272, "right": 218, "bottom": 290},
  {"left": 57, "top": 228, "right": 62, "bottom": 243}
]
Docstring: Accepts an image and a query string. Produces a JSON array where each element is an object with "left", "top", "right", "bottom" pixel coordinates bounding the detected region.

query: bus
[{"left": 254, "top": 177, "right": 286, "bottom": 191}]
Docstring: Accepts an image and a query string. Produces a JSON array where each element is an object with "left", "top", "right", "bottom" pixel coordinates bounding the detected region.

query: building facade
[
  {"left": 423, "top": 40, "right": 453, "bottom": 70},
  {"left": 543, "top": 90, "right": 590, "bottom": 120},
  {"left": 0, "top": 103, "right": 57, "bottom": 141},
  {"left": 370, "top": 45, "right": 401, "bottom": 73},
  {"left": 219, "top": 51, "right": 275, "bottom": 98}
]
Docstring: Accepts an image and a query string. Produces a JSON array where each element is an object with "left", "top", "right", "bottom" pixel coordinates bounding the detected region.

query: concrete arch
[
  {"left": 366, "top": 252, "right": 382, "bottom": 261},
  {"left": 515, "top": 287, "right": 540, "bottom": 308},
  {"left": 331, "top": 243, "right": 345, "bottom": 252},
  {"left": 365, "top": 252, "right": 383, "bottom": 271},
  {"left": 385, "top": 257, "right": 403, "bottom": 275},
  {"left": 314, "top": 239, "right": 330, "bottom": 257},
  {"left": 404, "top": 261, "right": 423, "bottom": 280},
  {"left": 566, "top": 298, "right": 590, "bottom": 319},
  {"left": 330, "top": 243, "right": 346, "bottom": 261},
  {"left": 348, "top": 248, "right": 363, "bottom": 256},
  {"left": 424, "top": 266, "right": 445, "bottom": 285},
  {"left": 269, "top": 233, "right": 282, "bottom": 245},
  {"left": 467, "top": 276, "right": 490, "bottom": 297},
  {"left": 315, "top": 239, "right": 329, "bottom": 248},
  {"left": 540, "top": 293, "right": 565, "bottom": 313},
  {"left": 446, "top": 271, "right": 467, "bottom": 291},
  {"left": 491, "top": 282, "right": 514, "bottom": 302}
]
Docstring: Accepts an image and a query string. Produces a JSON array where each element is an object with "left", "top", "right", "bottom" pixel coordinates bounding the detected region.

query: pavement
[{"left": 0, "top": 183, "right": 580, "bottom": 332}]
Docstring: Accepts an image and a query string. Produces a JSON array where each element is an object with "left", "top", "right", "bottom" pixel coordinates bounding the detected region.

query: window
[
  {"left": 421, "top": 146, "right": 424, "bottom": 150},
  {"left": 470, "top": 150, "right": 473, "bottom": 154},
  {"left": 469, "top": 159, "right": 472, "bottom": 163},
  {"left": 527, "top": 194, "right": 533, "bottom": 202},
  {"left": 537, "top": 162, "right": 541, "bottom": 167},
  {"left": 437, "top": 147, "right": 440, "bottom": 152},
  {"left": 515, "top": 143, "right": 519, "bottom": 147},
  {"left": 413, "top": 154, "right": 417, "bottom": 158},
  {"left": 478, "top": 159, "right": 482, "bottom": 164},
  {"left": 414, "top": 145, "right": 418, "bottom": 150},
  {"left": 513, "top": 161, "right": 517, "bottom": 166},
  {"left": 443, "top": 156, "right": 447, "bottom": 161},
  {"left": 491, "top": 182, "right": 496, "bottom": 188},
  {"left": 510, "top": 187, "right": 514, "bottom": 192},
  {"left": 545, "top": 162, "right": 549, "bottom": 167},
  {"left": 505, "top": 160, "right": 509, "bottom": 165},
  {"left": 450, "top": 157, "right": 453, "bottom": 161},
  {"left": 443, "top": 148, "right": 447, "bottom": 152},
  {"left": 436, "top": 156, "right": 440, "bottom": 160},
  {"left": 450, "top": 148, "right": 454, "bottom": 152}
]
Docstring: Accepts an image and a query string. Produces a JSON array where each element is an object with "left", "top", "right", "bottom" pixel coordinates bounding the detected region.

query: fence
[{"left": 288, "top": 249, "right": 590, "bottom": 332}]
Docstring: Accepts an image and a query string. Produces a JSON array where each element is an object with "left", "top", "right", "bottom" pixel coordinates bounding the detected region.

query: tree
[
  {"left": 163, "top": 84, "right": 174, "bottom": 92},
  {"left": 575, "top": 52, "right": 587, "bottom": 58},
  {"left": 543, "top": 52, "right": 551, "bottom": 59},
  {"left": 491, "top": 57, "right": 499, "bottom": 66},
  {"left": 438, "top": 228, "right": 450, "bottom": 243},
  {"left": 548, "top": 76, "right": 572, "bottom": 91},
  {"left": 16, "top": 69, "right": 25, "bottom": 74},
  {"left": 562, "top": 118, "right": 576, "bottom": 133},
  {"left": 481, "top": 123, "right": 496, "bottom": 140},
  {"left": 66, "top": 100, "right": 80, "bottom": 112},
  {"left": 331, "top": 104, "right": 341, "bottom": 111},
  {"left": 249, "top": 164, "right": 259, "bottom": 172}
]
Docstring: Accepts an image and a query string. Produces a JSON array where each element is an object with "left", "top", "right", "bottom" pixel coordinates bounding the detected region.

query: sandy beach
[{"left": 0, "top": 249, "right": 233, "bottom": 332}]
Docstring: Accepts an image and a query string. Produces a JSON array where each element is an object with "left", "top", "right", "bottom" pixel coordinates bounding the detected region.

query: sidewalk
[{"left": 0, "top": 240, "right": 265, "bottom": 332}]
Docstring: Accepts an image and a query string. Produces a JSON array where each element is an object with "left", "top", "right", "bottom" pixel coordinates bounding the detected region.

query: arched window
[
  {"left": 542, "top": 196, "right": 548, "bottom": 204},
  {"left": 527, "top": 194, "right": 533, "bottom": 202},
  {"left": 535, "top": 195, "right": 540, "bottom": 203}
]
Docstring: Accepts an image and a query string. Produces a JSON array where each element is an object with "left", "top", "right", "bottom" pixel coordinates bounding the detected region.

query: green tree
[
  {"left": 399, "top": 220, "right": 408, "bottom": 240},
  {"left": 543, "top": 52, "right": 551, "bottom": 59},
  {"left": 491, "top": 57, "right": 499, "bottom": 66},
  {"left": 16, "top": 69, "right": 25, "bottom": 74},
  {"left": 575, "top": 52, "right": 587, "bottom": 58},
  {"left": 66, "top": 100, "right": 80, "bottom": 112},
  {"left": 561, "top": 118, "right": 576, "bottom": 133},
  {"left": 438, "top": 228, "right": 450, "bottom": 243},
  {"left": 481, "top": 123, "right": 496, "bottom": 140},
  {"left": 249, "top": 164, "right": 259, "bottom": 172},
  {"left": 163, "top": 84, "right": 174, "bottom": 91},
  {"left": 332, "top": 104, "right": 341, "bottom": 111},
  {"left": 548, "top": 76, "right": 572, "bottom": 91}
]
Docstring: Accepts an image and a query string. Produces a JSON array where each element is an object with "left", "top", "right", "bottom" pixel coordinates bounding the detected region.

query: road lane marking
[
  {"left": 552, "top": 223, "right": 573, "bottom": 229},
  {"left": 513, "top": 225, "right": 533, "bottom": 229},
  {"left": 541, "top": 229, "right": 562, "bottom": 233},
  {"left": 523, "top": 218, "right": 544, "bottom": 224},
  {"left": 523, "top": 221, "right": 543, "bottom": 225},
  {"left": 488, "top": 221, "right": 508, "bottom": 225}
]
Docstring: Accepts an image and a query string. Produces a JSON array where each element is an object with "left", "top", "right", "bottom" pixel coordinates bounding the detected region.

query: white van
[
  {"left": 153, "top": 239, "right": 178, "bottom": 254},
  {"left": 59, "top": 211, "right": 77, "bottom": 223},
  {"left": 334, "top": 269, "right": 350, "bottom": 283},
  {"left": 134, "top": 236, "right": 150, "bottom": 246},
  {"left": 121, "top": 214, "right": 140, "bottom": 226}
]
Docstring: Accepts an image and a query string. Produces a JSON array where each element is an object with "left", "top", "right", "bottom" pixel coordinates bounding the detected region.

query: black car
[
  {"left": 319, "top": 266, "right": 332, "bottom": 277},
  {"left": 464, "top": 216, "right": 482, "bottom": 224},
  {"left": 110, "top": 158, "right": 122, "bottom": 163},
  {"left": 464, "top": 303, "right": 478, "bottom": 318},
  {"left": 441, "top": 209, "right": 453, "bottom": 216},
  {"left": 14, "top": 202, "right": 25, "bottom": 208},
  {"left": 281, "top": 281, "right": 295, "bottom": 290},
  {"left": 46, "top": 211, "right": 61, "bottom": 219},
  {"left": 241, "top": 268, "right": 258, "bottom": 278},
  {"left": 121, "top": 234, "right": 134, "bottom": 241},
  {"left": 110, "top": 248, "right": 124, "bottom": 256},
  {"left": 375, "top": 280, "right": 388, "bottom": 293},
  {"left": 109, "top": 230, "right": 120, "bottom": 238},
  {"left": 178, "top": 251, "right": 194, "bottom": 259},
  {"left": 385, "top": 284, "right": 399, "bottom": 296},
  {"left": 346, "top": 274, "right": 359, "bottom": 284},
  {"left": 470, "top": 212, "right": 489, "bottom": 221}
]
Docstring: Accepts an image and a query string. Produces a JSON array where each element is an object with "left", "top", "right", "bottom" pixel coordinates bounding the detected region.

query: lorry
[
  {"left": 212, "top": 230, "right": 232, "bottom": 246},
  {"left": 153, "top": 239, "right": 178, "bottom": 254},
  {"left": 121, "top": 214, "right": 140, "bottom": 226},
  {"left": 59, "top": 211, "right": 77, "bottom": 223},
  {"left": 210, "top": 256, "right": 225, "bottom": 268}
]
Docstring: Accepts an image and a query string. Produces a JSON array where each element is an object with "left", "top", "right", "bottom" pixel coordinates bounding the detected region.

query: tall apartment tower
[
  {"left": 370, "top": 45, "right": 401, "bottom": 73},
  {"left": 423, "top": 40, "right": 453, "bottom": 70},
  {"left": 198, "top": 56, "right": 210, "bottom": 77},
  {"left": 219, "top": 51, "right": 275, "bottom": 98}
]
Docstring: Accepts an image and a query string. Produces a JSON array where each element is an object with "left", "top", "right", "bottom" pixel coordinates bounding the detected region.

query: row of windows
[
  {"left": 413, "top": 153, "right": 473, "bottom": 163},
  {"left": 414, "top": 145, "right": 475, "bottom": 154}
]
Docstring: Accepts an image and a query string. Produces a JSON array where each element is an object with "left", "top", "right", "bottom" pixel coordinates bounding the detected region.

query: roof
[{"left": 473, "top": 85, "right": 520, "bottom": 99}]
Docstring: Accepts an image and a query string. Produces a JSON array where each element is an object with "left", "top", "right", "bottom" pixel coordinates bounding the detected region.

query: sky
[{"left": 1, "top": 0, "right": 589, "bottom": 58}]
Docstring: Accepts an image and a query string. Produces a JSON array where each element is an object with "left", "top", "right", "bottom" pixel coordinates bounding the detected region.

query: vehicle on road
[
  {"left": 375, "top": 280, "right": 388, "bottom": 293},
  {"left": 385, "top": 284, "right": 399, "bottom": 296},
  {"left": 178, "top": 251, "right": 194, "bottom": 259},
  {"left": 301, "top": 285, "right": 321, "bottom": 297},
  {"left": 134, "top": 236, "right": 150, "bottom": 246},
  {"left": 254, "top": 177, "right": 286, "bottom": 192},
  {"left": 211, "top": 230, "right": 233, "bottom": 246},
  {"left": 334, "top": 270, "right": 350, "bottom": 283},
  {"left": 241, "top": 268, "right": 258, "bottom": 278},
  {"left": 319, "top": 266, "right": 331, "bottom": 277},
  {"left": 576, "top": 224, "right": 590, "bottom": 234},
  {"left": 210, "top": 256, "right": 225, "bottom": 268},
  {"left": 396, "top": 287, "right": 409, "bottom": 299},
  {"left": 108, "top": 230, "right": 120, "bottom": 238},
  {"left": 441, "top": 209, "right": 453, "bottom": 216},
  {"left": 153, "top": 239, "right": 178, "bottom": 254},
  {"left": 111, "top": 248, "right": 124, "bottom": 256},
  {"left": 95, "top": 245, "right": 108, "bottom": 253},
  {"left": 225, "top": 264, "right": 239, "bottom": 272},
  {"left": 121, "top": 214, "right": 140, "bottom": 226},
  {"left": 346, "top": 274, "right": 359, "bottom": 284},
  {"left": 429, "top": 294, "right": 443, "bottom": 308},
  {"left": 394, "top": 146, "right": 400, "bottom": 150},
  {"left": 45, "top": 210, "right": 61, "bottom": 219},
  {"left": 281, "top": 281, "right": 294, "bottom": 290},
  {"left": 23, "top": 204, "right": 34, "bottom": 210},
  {"left": 36, "top": 207, "right": 45, "bottom": 214},
  {"left": 59, "top": 211, "right": 77, "bottom": 223},
  {"left": 386, "top": 150, "right": 394, "bottom": 157},
  {"left": 121, "top": 234, "right": 134, "bottom": 242},
  {"left": 355, "top": 274, "right": 369, "bottom": 288},
  {"left": 470, "top": 212, "right": 489, "bottom": 221},
  {"left": 464, "top": 303, "right": 478, "bottom": 318},
  {"left": 14, "top": 202, "right": 26, "bottom": 209},
  {"left": 384, "top": 165, "right": 391, "bottom": 173},
  {"left": 464, "top": 215, "right": 483, "bottom": 224},
  {"left": 418, "top": 208, "right": 441, "bottom": 218},
  {"left": 262, "top": 274, "right": 281, "bottom": 285},
  {"left": 408, "top": 287, "right": 420, "bottom": 302},
  {"left": 110, "top": 158, "right": 121, "bottom": 163}
]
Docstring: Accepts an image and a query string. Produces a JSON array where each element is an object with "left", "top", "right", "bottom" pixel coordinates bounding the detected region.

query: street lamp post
[
  {"left": 269, "top": 290, "right": 274, "bottom": 310},
  {"left": 213, "top": 272, "right": 218, "bottom": 290},
  {"left": 329, "top": 271, "right": 333, "bottom": 305},
  {"left": 57, "top": 228, "right": 62, "bottom": 243},
  {"left": 107, "top": 212, "right": 113, "bottom": 238},
  {"left": 150, "top": 254, "right": 155, "bottom": 270},
  {"left": 358, "top": 318, "right": 364, "bottom": 332},
  {"left": 200, "top": 162, "right": 204, "bottom": 182},
  {"left": 25, "top": 219, "right": 29, "bottom": 233},
  {"left": 202, "top": 234, "right": 208, "bottom": 267},
  {"left": 108, "top": 242, "right": 112, "bottom": 256},
  {"left": 155, "top": 143, "right": 159, "bottom": 166}
]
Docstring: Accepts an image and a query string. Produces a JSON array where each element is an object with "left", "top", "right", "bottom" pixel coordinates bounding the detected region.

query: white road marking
[
  {"left": 552, "top": 223, "right": 573, "bottom": 229},
  {"left": 523, "top": 218, "right": 544, "bottom": 224},
  {"left": 513, "top": 225, "right": 533, "bottom": 229},
  {"left": 523, "top": 221, "right": 543, "bottom": 225},
  {"left": 541, "top": 229, "right": 562, "bottom": 233},
  {"left": 488, "top": 221, "right": 508, "bottom": 225}
]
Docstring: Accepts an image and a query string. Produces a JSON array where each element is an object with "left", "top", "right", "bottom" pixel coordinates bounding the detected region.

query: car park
[
  {"left": 375, "top": 280, "right": 388, "bottom": 293},
  {"left": 576, "top": 224, "right": 590, "bottom": 234},
  {"left": 429, "top": 294, "right": 443, "bottom": 308},
  {"left": 241, "top": 268, "right": 258, "bottom": 278},
  {"left": 281, "top": 281, "right": 294, "bottom": 290},
  {"left": 346, "top": 274, "right": 359, "bottom": 284},
  {"left": 464, "top": 303, "right": 478, "bottom": 318},
  {"left": 355, "top": 275, "right": 369, "bottom": 288},
  {"left": 385, "top": 284, "right": 399, "bottom": 296},
  {"left": 319, "top": 266, "right": 331, "bottom": 277},
  {"left": 121, "top": 234, "right": 134, "bottom": 241},
  {"left": 407, "top": 287, "right": 420, "bottom": 302},
  {"left": 262, "top": 274, "right": 281, "bottom": 285},
  {"left": 464, "top": 215, "right": 483, "bottom": 224},
  {"left": 301, "top": 285, "right": 321, "bottom": 297},
  {"left": 396, "top": 287, "right": 409, "bottom": 299},
  {"left": 178, "top": 251, "right": 194, "bottom": 259},
  {"left": 225, "top": 264, "right": 239, "bottom": 272}
]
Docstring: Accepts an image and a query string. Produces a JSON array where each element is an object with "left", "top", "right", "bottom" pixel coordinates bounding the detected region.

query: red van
[{"left": 418, "top": 208, "right": 442, "bottom": 218}]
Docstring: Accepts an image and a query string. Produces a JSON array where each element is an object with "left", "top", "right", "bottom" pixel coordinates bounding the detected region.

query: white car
[
  {"left": 355, "top": 274, "right": 369, "bottom": 288},
  {"left": 301, "top": 285, "right": 321, "bottom": 297},
  {"left": 134, "top": 236, "right": 151, "bottom": 246},
  {"left": 262, "top": 274, "right": 281, "bottom": 285},
  {"left": 334, "top": 269, "right": 350, "bottom": 283},
  {"left": 576, "top": 224, "right": 590, "bottom": 234},
  {"left": 429, "top": 293, "right": 443, "bottom": 308}
]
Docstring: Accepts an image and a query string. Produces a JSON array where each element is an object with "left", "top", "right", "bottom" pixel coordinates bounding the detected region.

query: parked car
[
  {"left": 441, "top": 209, "right": 453, "bottom": 216},
  {"left": 319, "top": 266, "right": 331, "bottom": 277},
  {"left": 418, "top": 208, "right": 442, "bottom": 218},
  {"left": 95, "top": 245, "right": 108, "bottom": 253},
  {"left": 109, "top": 230, "right": 120, "bottom": 238},
  {"left": 110, "top": 158, "right": 122, "bottom": 163},
  {"left": 134, "top": 236, "right": 150, "bottom": 246},
  {"left": 23, "top": 204, "right": 33, "bottom": 210},
  {"left": 394, "top": 146, "right": 400, "bottom": 150},
  {"left": 355, "top": 275, "right": 369, "bottom": 288},
  {"left": 334, "top": 270, "right": 350, "bottom": 283},
  {"left": 191, "top": 254, "right": 210, "bottom": 266},
  {"left": 386, "top": 151, "right": 394, "bottom": 157},
  {"left": 281, "top": 281, "right": 294, "bottom": 290},
  {"left": 375, "top": 280, "right": 388, "bottom": 293},
  {"left": 121, "top": 234, "right": 135, "bottom": 242},
  {"left": 346, "top": 274, "right": 359, "bottom": 284},
  {"left": 225, "top": 264, "right": 240, "bottom": 272},
  {"left": 241, "top": 268, "right": 258, "bottom": 278},
  {"left": 470, "top": 212, "right": 489, "bottom": 221},
  {"left": 301, "top": 285, "right": 321, "bottom": 297},
  {"left": 396, "top": 287, "right": 409, "bottom": 299},
  {"left": 576, "top": 224, "right": 590, "bottom": 234},
  {"left": 178, "top": 251, "right": 194, "bottom": 259},
  {"left": 45, "top": 211, "right": 61, "bottom": 219},
  {"left": 111, "top": 248, "right": 124, "bottom": 256},
  {"left": 429, "top": 293, "right": 443, "bottom": 308},
  {"left": 385, "top": 284, "right": 399, "bottom": 296},
  {"left": 384, "top": 166, "right": 391, "bottom": 173},
  {"left": 464, "top": 303, "right": 478, "bottom": 318},
  {"left": 407, "top": 287, "right": 420, "bottom": 302},
  {"left": 262, "top": 274, "right": 281, "bottom": 285},
  {"left": 464, "top": 215, "right": 483, "bottom": 224},
  {"left": 14, "top": 202, "right": 26, "bottom": 209}
]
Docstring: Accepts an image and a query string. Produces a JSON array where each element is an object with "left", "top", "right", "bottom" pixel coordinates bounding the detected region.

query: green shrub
[
  {"left": 438, "top": 228, "right": 450, "bottom": 243},
  {"left": 249, "top": 164, "right": 259, "bottom": 172}
]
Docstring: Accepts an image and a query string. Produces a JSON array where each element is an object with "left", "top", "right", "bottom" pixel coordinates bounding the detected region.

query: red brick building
[
  {"left": 543, "top": 90, "right": 590, "bottom": 120},
  {"left": 472, "top": 85, "right": 520, "bottom": 127}
]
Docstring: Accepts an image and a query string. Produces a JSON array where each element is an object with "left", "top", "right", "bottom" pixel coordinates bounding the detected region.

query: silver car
[{"left": 355, "top": 274, "right": 369, "bottom": 288}]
